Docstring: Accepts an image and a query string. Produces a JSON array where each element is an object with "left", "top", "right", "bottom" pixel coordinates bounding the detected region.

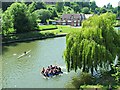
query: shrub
[{"left": 71, "top": 72, "right": 94, "bottom": 89}]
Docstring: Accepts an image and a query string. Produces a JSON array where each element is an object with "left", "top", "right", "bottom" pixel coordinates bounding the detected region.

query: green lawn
[
  {"left": 38, "top": 25, "right": 58, "bottom": 30},
  {"left": 40, "top": 25, "right": 81, "bottom": 34}
]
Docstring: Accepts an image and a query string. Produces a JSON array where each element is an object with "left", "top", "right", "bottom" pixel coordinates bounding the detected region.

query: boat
[
  {"left": 17, "top": 50, "right": 31, "bottom": 59},
  {"left": 41, "top": 65, "right": 63, "bottom": 79},
  {"left": 42, "top": 72, "right": 63, "bottom": 79}
]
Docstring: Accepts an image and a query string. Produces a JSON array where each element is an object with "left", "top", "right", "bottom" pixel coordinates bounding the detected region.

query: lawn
[
  {"left": 40, "top": 25, "right": 81, "bottom": 34},
  {"left": 38, "top": 25, "right": 58, "bottom": 30}
]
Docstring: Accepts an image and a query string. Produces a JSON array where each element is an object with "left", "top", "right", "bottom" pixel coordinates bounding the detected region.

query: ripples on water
[{"left": 2, "top": 37, "right": 77, "bottom": 88}]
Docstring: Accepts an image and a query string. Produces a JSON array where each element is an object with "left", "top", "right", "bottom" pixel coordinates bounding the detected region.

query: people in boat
[
  {"left": 44, "top": 69, "right": 49, "bottom": 77},
  {"left": 41, "top": 65, "right": 63, "bottom": 77},
  {"left": 41, "top": 67, "right": 45, "bottom": 74}
]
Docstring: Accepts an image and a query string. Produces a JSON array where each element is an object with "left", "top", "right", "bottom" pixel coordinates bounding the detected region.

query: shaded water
[{"left": 2, "top": 37, "right": 78, "bottom": 88}]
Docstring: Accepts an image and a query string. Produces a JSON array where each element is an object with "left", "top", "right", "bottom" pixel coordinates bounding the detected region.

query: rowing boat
[{"left": 17, "top": 50, "right": 31, "bottom": 59}]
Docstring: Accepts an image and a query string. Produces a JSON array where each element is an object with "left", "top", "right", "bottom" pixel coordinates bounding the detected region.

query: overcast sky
[{"left": 94, "top": 0, "right": 120, "bottom": 7}]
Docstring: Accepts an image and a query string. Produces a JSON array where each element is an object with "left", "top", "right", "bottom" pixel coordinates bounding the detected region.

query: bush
[{"left": 71, "top": 72, "right": 94, "bottom": 89}]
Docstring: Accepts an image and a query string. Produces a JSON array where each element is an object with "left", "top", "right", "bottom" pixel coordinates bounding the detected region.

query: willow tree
[{"left": 64, "top": 12, "right": 120, "bottom": 74}]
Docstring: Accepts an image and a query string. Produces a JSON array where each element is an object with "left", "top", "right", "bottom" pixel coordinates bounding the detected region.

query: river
[
  {"left": 2, "top": 37, "right": 78, "bottom": 88},
  {"left": 2, "top": 27, "right": 120, "bottom": 88}
]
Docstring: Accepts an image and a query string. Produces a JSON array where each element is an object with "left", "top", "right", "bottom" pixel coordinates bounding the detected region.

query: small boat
[
  {"left": 42, "top": 72, "right": 63, "bottom": 79},
  {"left": 17, "top": 50, "right": 31, "bottom": 59},
  {"left": 41, "top": 65, "right": 63, "bottom": 79}
]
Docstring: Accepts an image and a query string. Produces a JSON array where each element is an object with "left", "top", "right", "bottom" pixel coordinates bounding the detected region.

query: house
[
  {"left": 56, "top": 14, "right": 86, "bottom": 26},
  {"left": 43, "top": 0, "right": 57, "bottom": 5}
]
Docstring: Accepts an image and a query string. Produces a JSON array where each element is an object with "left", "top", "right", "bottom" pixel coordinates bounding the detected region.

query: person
[
  {"left": 24, "top": 51, "right": 27, "bottom": 54},
  {"left": 48, "top": 69, "right": 53, "bottom": 77},
  {"left": 50, "top": 65, "right": 53, "bottom": 69},
  {"left": 58, "top": 67, "right": 63, "bottom": 74},
  {"left": 41, "top": 67, "right": 45, "bottom": 74},
  {"left": 44, "top": 69, "right": 49, "bottom": 77}
]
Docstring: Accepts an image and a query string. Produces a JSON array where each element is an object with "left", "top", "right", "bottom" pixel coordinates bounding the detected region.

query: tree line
[{"left": 1, "top": 1, "right": 120, "bottom": 36}]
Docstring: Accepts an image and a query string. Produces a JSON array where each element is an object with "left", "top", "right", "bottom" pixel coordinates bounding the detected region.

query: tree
[
  {"left": 112, "top": 7, "right": 118, "bottom": 14},
  {"left": 106, "top": 3, "right": 113, "bottom": 10},
  {"left": 47, "top": 7, "right": 58, "bottom": 19},
  {"left": 82, "top": 2, "right": 90, "bottom": 7},
  {"left": 64, "top": 13, "right": 120, "bottom": 74},
  {"left": 35, "top": 2, "right": 46, "bottom": 10},
  {"left": 2, "top": 2, "right": 38, "bottom": 34},
  {"left": 100, "top": 7, "right": 107, "bottom": 13},
  {"left": 2, "top": 10, "right": 14, "bottom": 36},
  {"left": 71, "top": 3, "right": 80, "bottom": 13},
  {"left": 64, "top": 2, "right": 71, "bottom": 7},
  {"left": 34, "top": 9, "right": 51, "bottom": 24},
  {"left": 51, "top": 9, "right": 58, "bottom": 19},
  {"left": 56, "top": 2, "right": 64, "bottom": 12},
  {"left": 82, "top": 7, "right": 90, "bottom": 14},
  {"left": 90, "top": 1, "right": 97, "bottom": 12}
]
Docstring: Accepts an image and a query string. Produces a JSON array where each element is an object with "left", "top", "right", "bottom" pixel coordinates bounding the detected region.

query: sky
[{"left": 94, "top": 0, "right": 120, "bottom": 7}]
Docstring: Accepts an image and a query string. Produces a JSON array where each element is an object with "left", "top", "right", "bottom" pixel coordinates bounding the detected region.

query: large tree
[
  {"left": 34, "top": 9, "right": 51, "bottom": 24},
  {"left": 2, "top": 2, "right": 37, "bottom": 34},
  {"left": 64, "top": 13, "right": 120, "bottom": 74},
  {"left": 82, "top": 7, "right": 90, "bottom": 14},
  {"left": 56, "top": 2, "right": 64, "bottom": 12}
]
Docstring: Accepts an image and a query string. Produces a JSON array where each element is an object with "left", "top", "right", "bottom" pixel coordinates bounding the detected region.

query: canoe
[{"left": 17, "top": 50, "right": 31, "bottom": 59}]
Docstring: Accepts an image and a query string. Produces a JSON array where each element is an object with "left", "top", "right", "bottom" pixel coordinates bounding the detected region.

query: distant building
[
  {"left": 56, "top": 14, "right": 86, "bottom": 26},
  {"left": 43, "top": 0, "right": 57, "bottom": 5}
]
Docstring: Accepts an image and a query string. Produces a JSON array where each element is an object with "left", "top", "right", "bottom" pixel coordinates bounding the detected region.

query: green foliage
[
  {"left": 2, "top": 10, "right": 14, "bottom": 35},
  {"left": 100, "top": 7, "right": 107, "bottom": 13},
  {"left": 112, "top": 61, "right": 120, "bottom": 83},
  {"left": 34, "top": 9, "right": 51, "bottom": 24},
  {"left": 56, "top": 2, "right": 64, "bottom": 12},
  {"left": 71, "top": 72, "right": 94, "bottom": 89},
  {"left": 2, "top": 2, "right": 38, "bottom": 34},
  {"left": 70, "top": 2, "right": 80, "bottom": 13},
  {"left": 64, "top": 13, "right": 120, "bottom": 74},
  {"left": 50, "top": 9, "right": 58, "bottom": 19},
  {"left": 90, "top": 1, "right": 97, "bottom": 12},
  {"left": 82, "top": 7, "right": 90, "bottom": 14},
  {"left": 35, "top": 2, "right": 46, "bottom": 10},
  {"left": 64, "top": 2, "right": 71, "bottom": 7},
  {"left": 63, "top": 6, "right": 74, "bottom": 14}
]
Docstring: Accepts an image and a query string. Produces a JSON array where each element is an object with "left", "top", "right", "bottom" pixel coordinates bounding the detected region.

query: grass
[
  {"left": 80, "top": 85, "right": 103, "bottom": 89},
  {"left": 3, "top": 25, "right": 81, "bottom": 43},
  {"left": 40, "top": 25, "right": 81, "bottom": 34},
  {"left": 38, "top": 25, "right": 58, "bottom": 31},
  {"left": 80, "top": 85, "right": 120, "bottom": 90}
]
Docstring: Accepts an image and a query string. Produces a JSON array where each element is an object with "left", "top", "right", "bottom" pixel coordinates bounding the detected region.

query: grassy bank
[
  {"left": 2, "top": 25, "right": 81, "bottom": 44},
  {"left": 80, "top": 85, "right": 120, "bottom": 90},
  {"left": 40, "top": 25, "right": 81, "bottom": 34}
]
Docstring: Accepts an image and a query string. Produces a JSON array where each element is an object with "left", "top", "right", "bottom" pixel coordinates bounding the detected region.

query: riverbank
[
  {"left": 2, "top": 33, "right": 66, "bottom": 45},
  {"left": 2, "top": 25, "right": 81, "bottom": 45}
]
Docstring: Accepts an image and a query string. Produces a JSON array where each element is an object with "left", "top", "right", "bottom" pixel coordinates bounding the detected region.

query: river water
[
  {"left": 2, "top": 37, "right": 78, "bottom": 88},
  {"left": 1, "top": 27, "right": 120, "bottom": 89}
]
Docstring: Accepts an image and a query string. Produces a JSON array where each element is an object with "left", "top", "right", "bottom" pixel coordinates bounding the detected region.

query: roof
[{"left": 62, "top": 14, "right": 85, "bottom": 21}]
